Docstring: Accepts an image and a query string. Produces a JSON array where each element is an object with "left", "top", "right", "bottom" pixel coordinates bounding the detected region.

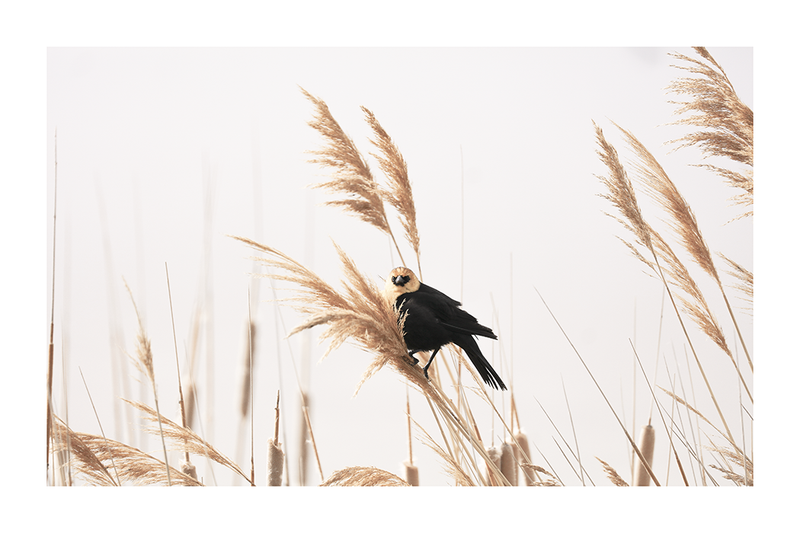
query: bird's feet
[{"left": 406, "top": 351, "right": 419, "bottom": 367}]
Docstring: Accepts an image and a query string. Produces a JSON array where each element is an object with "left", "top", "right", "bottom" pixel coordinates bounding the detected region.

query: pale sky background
[
  {"left": 44, "top": 44, "right": 754, "bottom": 487},
  {"left": 4, "top": 1, "right": 798, "bottom": 530}
]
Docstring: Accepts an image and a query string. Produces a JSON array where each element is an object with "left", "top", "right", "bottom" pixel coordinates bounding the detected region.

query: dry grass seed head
[
  {"left": 51, "top": 417, "right": 118, "bottom": 486},
  {"left": 52, "top": 417, "right": 202, "bottom": 486},
  {"left": 596, "top": 457, "right": 629, "bottom": 487},
  {"left": 124, "top": 399, "right": 250, "bottom": 483},
  {"left": 362, "top": 106, "right": 421, "bottom": 263},
  {"left": 616, "top": 124, "right": 720, "bottom": 286},
  {"left": 594, "top": 122, "right": 653, "bottom": 251},
  {"left": 301, "top": 88, "right": 391, "bottom": 235},
  {"left": 668, "top": 47, "right": 753, "bottom": 167},
  {"left": 232, "top": 235, "right": 430, "bottom": 396},
  {"left": 123, "top": 279, "right": 155, "bottom": 385},
  {"left": 668, "top": 48, "right": 753, "bottom": 215},
  {"left": 320, "top": 466, "right": 410, "bottom": 486}
]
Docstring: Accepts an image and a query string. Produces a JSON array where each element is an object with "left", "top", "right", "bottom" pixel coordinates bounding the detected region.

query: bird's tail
[{"left": 454, "top": 334, "right": 506, "bottom": 391}]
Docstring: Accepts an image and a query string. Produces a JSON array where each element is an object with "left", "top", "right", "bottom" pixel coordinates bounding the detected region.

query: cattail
[
  {"left": 184, "top": 380, "right": 197, "bottom": 430},
  {"left": 500, "top": 442, "right": 517, "bottom": 486},
  {"left": 267, "top": 391, "right": 284, "bottom": 486},
  {"left": 181, "top": 460, "right": 198, "bottom": 481},
  {"left": 486, "top": 446, "right": 502, "bottom": 485},
  {"left": 267, "top": 439, "right": 284, "bottom": 487},
  {"left": 238, "top": 319, "right": 256, "bottom": 418},
  {"left": 633, "top": 424, "right": 656, "bottom": 486},
  {"left": 403, "top": 461, "right": 419, "bottom": 486},
  {"left": 514, "top": 431, "right": 536, "bottom": 486}
]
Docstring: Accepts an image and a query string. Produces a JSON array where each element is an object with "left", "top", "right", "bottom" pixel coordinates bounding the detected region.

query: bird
[{"left": 383, "top": 266, "right": 506, "bottom": 390}]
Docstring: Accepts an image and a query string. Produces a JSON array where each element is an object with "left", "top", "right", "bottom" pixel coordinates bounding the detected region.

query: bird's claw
[{"left": 407, "top": 352, "right": 419, "bottom": 366}]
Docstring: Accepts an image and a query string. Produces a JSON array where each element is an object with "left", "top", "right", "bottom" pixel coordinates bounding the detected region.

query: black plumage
[{"left": 384, "top": 267, "right": 506, "bottom": 390}]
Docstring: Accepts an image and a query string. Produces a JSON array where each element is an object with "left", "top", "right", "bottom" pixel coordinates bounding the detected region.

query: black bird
[{"left": 383, "top": 267, "right": 506, "bottom": 390}]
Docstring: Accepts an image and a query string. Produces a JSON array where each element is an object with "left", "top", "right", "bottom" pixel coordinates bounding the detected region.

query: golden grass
[
  {"left": 596, "top": 457, "right": 629, "bottom": 487},
  {"left": 362, "top": 106, "right": 422, "bottom": 275},
  {"left": 594, "top": 123, "right": 745, "bottom": 448},
  {"left": 618, "top": 124, "right": 753, "bottom": 377},
  {"left": 123, "top": 399, "right": 252, "bottom": 484},
  {"left": 52, "top": 416, "right": 202, "bottom": 486},
  {"left": 594, "top": 47, "right": 752, "bottom": 486},
  {"left": 668, "top": 47, "right": 753, "bottom": 217}
]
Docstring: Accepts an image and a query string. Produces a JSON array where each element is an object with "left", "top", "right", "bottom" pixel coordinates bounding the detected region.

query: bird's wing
[
  {"left": 409, "top": 289, "right": 497, "bottom": 340},
  {"left": 417, "top": 283, "right": 461, "bottom": 307}
]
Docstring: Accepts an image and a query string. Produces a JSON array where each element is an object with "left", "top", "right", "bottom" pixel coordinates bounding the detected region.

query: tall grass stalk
[
  {"left": 124, "top": 280, "right": 171, "bottom": 485},
  {"left": 46, "top": 129, "right": 58, "bottom": 481}
]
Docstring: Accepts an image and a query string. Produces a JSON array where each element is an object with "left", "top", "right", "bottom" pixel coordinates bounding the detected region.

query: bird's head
[{"left": 383, "top": 266, "right": 421, "bottom": 302}]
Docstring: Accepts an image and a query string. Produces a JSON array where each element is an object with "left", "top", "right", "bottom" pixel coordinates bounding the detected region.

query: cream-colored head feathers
[{"left": 383, "top": 266, "right": 420, "bottom": 303}]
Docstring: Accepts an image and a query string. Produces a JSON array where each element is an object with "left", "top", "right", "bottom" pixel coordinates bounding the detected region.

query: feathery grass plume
[
  {"left": 529, "top": 465, "right": 562, "bottom": 487},
  {"left": 52, "top": 417, "right": 117, "bottom": 486},
  {"left": 500, "top": 442, "right": 518, "bottom": 486},
  {"left": 594, "top": 121, "right": 653, "bottom": 252},
  {"left": 52, "top": 417, "right": 202, "bottom": 486},
  {"left": 300, "top": 88, "right": 406, "bottom": 259},
  {"left": 668, "top": 47, "right": 753, "bottom": 216},
  {"left": 595, "top": 124, "right": 740, "bottom": 445},
  {"left": 632, "top": 424, "right": 655, "bottom": 486},
  {"left": 320, "top": 466, "right": 410, "bottom": 487},
  {"left": 231, "top": 236, "right": 414, "bottom": 391},
  {"left": 123, "top": 399, "right": 252, "bottom": 484},
  {"left": 707, "top": 441, "right": 753, "bottom": 486},
  {"left": 596, "top": 457, "right": 629, "bottom": 487},
  {"left": 618, "top": 123, "right": 753, "bottom": 377},
  {"left": 362, "top": 106, "right": 422, "bottom": 275},
  {"left": 232, "top": 236, "right": 509, "bottom": 485}
]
